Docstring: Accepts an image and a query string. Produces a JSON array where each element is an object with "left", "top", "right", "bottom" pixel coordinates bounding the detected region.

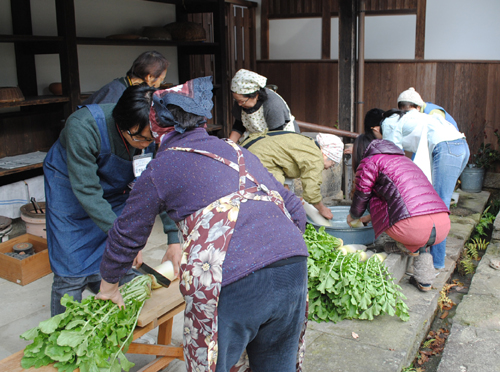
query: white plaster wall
[
  {"left": 425, "top": 0, "right": 500, "bottom": 60},
  {"left": 364, "top": 15, "right": 416, "bottom": 59},
  {"left": 269, "top": 18, "right": 322, "bottom": 60}
]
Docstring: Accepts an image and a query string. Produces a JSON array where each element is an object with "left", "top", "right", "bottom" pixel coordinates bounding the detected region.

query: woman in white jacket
[{"left": 367, "top": 107, "right": 469, "bottom": 271}]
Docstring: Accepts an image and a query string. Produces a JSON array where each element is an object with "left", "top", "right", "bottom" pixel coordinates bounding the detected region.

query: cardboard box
[{"left": 0, "top": 234, "right": 52, "bottom": 286}]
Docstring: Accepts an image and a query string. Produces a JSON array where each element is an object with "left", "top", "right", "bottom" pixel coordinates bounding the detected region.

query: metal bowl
[{"left": 306, "top": 206, "right": 375, "bottom": 245}]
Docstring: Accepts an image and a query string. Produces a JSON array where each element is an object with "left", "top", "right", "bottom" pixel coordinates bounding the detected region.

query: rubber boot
[{"left": 411, "top": 252, "right": 434, "bottom": 292}]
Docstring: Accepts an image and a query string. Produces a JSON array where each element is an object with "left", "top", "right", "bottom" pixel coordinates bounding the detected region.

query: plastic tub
[{"left": 306, "top": 206, "right": 375, "bottom": 245}]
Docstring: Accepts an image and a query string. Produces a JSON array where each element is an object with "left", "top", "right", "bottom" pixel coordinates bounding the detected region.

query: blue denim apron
[{"left": 44, "top": 104, "right": 153, "bottom": 277}]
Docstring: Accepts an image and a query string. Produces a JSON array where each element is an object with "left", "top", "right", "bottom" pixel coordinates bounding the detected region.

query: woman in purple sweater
[
  {"left": 347, "top": 134, "right": 450, "bottom": 292},
  {"left": 96, "top": 77, "right": 308, "bottom": 372}
]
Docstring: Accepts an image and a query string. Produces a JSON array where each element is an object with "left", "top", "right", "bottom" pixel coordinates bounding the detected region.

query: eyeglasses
[
  {"left": 235, "top": 97, "right": 251, "bottom": 105},
  {"left": 127, "top": 130, "right": 154, "bottom": 142}
]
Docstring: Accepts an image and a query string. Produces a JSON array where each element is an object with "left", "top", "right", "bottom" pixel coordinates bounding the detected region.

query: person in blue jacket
[
  {"left": 397, "top": 87, "right": 459, "bottom": 130},
  {"left": 44, "top": 84, "right": 179, "bottom": 316},
  {"left": 83, "top": 50, "right": 169, "bottom": 105}
]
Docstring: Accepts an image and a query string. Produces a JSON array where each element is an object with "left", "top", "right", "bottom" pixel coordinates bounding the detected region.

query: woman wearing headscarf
[
  {"left": 240, "top": 131, "right": 344, "bottom": 220},
  {"left": 365, "top": 107, "right": 469, "bottom": 271},
  {"left": 229, "top": 69, "right": 300, "bottom": 143},
  {"left": 43, "top": 84, "right": 179, "bottom": 316},
  {"left": 97, "top": 76, "right": 309, "bottom": 372}
]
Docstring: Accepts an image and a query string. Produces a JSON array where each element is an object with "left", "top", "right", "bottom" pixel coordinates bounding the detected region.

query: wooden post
[
  {"left": 260, "top": 0, "right": 269, "bottom": 60},
  {"left": 321, "top": 0, "right": 331, "bottom": 60},
  {"left": 55, "top": 0, "right": 81, "bottom": 115},
  {"left": 415, "top": 0, "right": 427, "bottom": 60},
  {"left": 338, "top": 0, "right": 357, "bottom": 133}
]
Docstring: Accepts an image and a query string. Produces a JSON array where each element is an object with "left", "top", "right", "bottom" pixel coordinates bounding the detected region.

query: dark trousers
[{"left": 216, "top": 259, "right": 308, "bottom": 372}]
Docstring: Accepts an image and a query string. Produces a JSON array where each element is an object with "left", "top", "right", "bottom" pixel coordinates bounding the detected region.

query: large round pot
[
  {"left": 306, "top": 206, "right": 375, "bottom": 245},
  {"left": 460, "top": 165, "right": 485, "bottom": 193}
]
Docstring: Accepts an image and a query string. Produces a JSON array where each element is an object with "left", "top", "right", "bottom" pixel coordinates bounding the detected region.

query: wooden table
[{"left": 0, "top": 281, "right": 185, "bottom": 372}]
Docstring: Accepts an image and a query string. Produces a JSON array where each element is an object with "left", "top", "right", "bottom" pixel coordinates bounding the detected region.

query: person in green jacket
[
  {"left": 44, "top": 84, "right": 179, "bottom": 316},
  {"left": 240, "top": 131, "right": 343, "bottom": 220}
]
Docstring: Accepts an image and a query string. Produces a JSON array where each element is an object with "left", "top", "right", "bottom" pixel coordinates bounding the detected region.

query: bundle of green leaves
[
  {"left": 20, "top": 275, "right": 153, "bottom": 372},
  {"left": 304, "top": 224, "right": 410, "bottom": 323}
]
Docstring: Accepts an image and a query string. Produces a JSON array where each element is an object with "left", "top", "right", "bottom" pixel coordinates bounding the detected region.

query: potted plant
[{"left": 460, "top": 130, "right": 500, "bottom": 192}]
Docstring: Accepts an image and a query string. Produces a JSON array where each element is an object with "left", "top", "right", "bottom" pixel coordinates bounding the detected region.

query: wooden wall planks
[{"left": 257, "top": 60, "right": 500, "bottom": 157}]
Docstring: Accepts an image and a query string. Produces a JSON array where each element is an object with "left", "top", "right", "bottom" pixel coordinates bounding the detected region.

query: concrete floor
[{"left": 0, "top": 215, "right": 186, "bottom": 372}]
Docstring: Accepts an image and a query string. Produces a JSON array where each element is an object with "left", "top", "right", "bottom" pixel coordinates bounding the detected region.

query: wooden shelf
[
  {"left": 0, "top": 34, "right": 63, "bottom": 43},
  {"left": 76, "top": 37, "right": 218, "bottom": 50},
  {"left": 0, "top": 96, "right": 70, "bottom": 109},
  {"left": 0, "top": 163, "right": 43, "bottom": 178}
]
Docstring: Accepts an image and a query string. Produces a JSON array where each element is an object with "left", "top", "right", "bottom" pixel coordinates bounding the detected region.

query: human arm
[
  {"left": 229, "top": 130, "right": 242, "bottom": 143},
  {"left": 99, "top": 167, "right": 165, "bottom": 283},
  {"left": 62, "top": 107, "right": 118, "bottom": 232},
  {"left": 349, "top": 160, "right": 378, "bottom": 220},
  {"left": 262, "top": 91, "right": 292, "bottom": 130},
  {"left": 161, "top": 243, "right": 182, "bottom": 279},
  {"left": 313, "top": 201, "right": 333, "bottom": 219}
]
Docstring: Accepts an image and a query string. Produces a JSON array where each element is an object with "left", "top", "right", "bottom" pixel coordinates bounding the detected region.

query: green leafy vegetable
[
  {"left": 304, "top": 224, "right": 409, "bottom": 323},
  {"left": 20, "top": 275, "right": 153, "bottom": 372}
]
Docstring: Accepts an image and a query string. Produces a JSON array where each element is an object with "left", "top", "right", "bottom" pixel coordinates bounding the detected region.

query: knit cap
[{"left": 397, "top": 87, "right": 425, "bottom": 107}]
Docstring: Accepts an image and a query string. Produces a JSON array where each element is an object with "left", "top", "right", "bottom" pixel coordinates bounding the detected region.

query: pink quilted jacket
[{"left": 349, "top": 139, "right": 448, "bottom": 238}]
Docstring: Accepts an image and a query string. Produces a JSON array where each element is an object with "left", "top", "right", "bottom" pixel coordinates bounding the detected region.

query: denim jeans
[
  {"left": 431, "top": 138, "right": 470, "bottom": 268},
  {"left": 215, "top": 259, "right": 308, "bottom": 372},
  {"left": 51, "top": 269, "right": 139, "bottom": 316}
]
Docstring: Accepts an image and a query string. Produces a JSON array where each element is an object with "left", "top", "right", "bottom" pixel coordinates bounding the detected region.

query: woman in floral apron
[
  {"left": 97, "top": 77, "right": 309, "bottom": 372},
  {"left": 229, "top": 69, "right": 300, "bottom": 143}
]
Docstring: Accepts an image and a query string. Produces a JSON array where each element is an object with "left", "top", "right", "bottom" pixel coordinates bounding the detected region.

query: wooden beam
[
  {"left": 338, "top": 0, "right": 357, "bottom": 132},
  {"left": 321, "top": 0, "right": 331, "bottom": 59},
  {"left": 55, "top": 0, "right": 81, "bottom": 115},
  {"left": 415, "top": 0, "right": 426, "bottom": 60},
  {"left": 261, "top": 0, "right": 269, "bottom": 60}
]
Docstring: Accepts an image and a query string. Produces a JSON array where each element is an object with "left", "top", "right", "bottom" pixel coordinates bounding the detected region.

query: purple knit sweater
[{"left": 100, "top": 128, "right": 308, "bottom": 286}]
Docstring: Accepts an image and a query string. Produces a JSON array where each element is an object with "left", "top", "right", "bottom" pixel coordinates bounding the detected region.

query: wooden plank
[
  {"left": 321, "top": 0, "right": 331, "bottom": 60},
  {"left": 136, "top": 280, "right": 184, "bottom": 327},
  {"left": 235, "top": 5, "right": 244, "bottom": 71},
  {"left": 415, "top": 62, "right": 436, "bottom": 103},
  {"left": 415, "top": 0, "right": 426, "bottom": 59},
  {"left": 379, "top": 63, "right": 398, "bottom": 111},
  {"left": 396, "top": 62, "right": 417, "bottom": 105},
  {"left": 260, "top": 0, "right": 269, "bottom": 60},
  {"left": 485, "top": 64, "right": 500, "bottom": 151},
  {"left": 435, "top": 62, "right": 456, "bottom": 124},
  {"left": 127, "top": 343, "right": 183, "bottom": 358},
  {"left": 338, "top": 0, "right": 357, "bottom": 132}
]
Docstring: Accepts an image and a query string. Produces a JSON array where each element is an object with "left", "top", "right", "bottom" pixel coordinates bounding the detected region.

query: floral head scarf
[
  {"left": 150, "top": 76, "right": 213, "bottom": 142},
  {"left": 316, "top": 133, "right": 344, "bottom": 163},
  {"left": 231, "top": 69, "right": 267, "bottom": 95}
]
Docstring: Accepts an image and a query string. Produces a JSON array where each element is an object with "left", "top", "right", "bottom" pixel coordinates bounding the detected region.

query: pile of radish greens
[
  {"left": 304, "top": 224, "right": 410, "bottom": 323},
  {"left": 20, "top": 275, "right": 152, "bottom": 372}
]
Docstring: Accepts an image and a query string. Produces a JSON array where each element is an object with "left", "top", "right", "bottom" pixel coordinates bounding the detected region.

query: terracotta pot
[{"left": 49, "top": 82, "right": 63, "bottom": 96}]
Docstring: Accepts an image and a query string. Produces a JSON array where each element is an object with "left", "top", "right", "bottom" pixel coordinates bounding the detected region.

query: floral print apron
[
  {"left": 241, "top": 91, "right": 297, "bottom": 140},
  {"left": 170, "top": 140, "right": 306, "bottom": 372}
]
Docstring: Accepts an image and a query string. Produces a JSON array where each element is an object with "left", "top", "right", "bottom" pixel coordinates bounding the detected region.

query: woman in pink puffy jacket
[{"left": 347, "top": 133, "right": 450, "bottom": 292}]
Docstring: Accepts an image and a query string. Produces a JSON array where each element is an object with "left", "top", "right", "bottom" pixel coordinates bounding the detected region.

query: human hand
[
  {"left": 346, "top": 214, "right": 354, "bottom": 227},
  {"left": 96, "top": 279, "right": 125, "bottom": 309},
  {"left": 162, "top": 243, "right": 182, "bottom": 279},
  {"left": 314, "top": 201, "right": 333, "bottom": 220},
  {"left": 360, "top": 214, "right": 372, "bottom": 225},
  {"left": 132, "top": 250, "right": 143, "bottom": 269}
]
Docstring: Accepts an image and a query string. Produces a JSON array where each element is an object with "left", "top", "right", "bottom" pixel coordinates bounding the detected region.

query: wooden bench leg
[{"left": 157, "top": 317, "right": 173, "bottom": 345}]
